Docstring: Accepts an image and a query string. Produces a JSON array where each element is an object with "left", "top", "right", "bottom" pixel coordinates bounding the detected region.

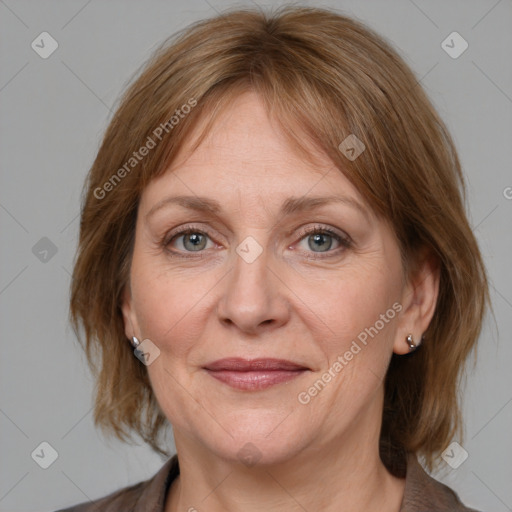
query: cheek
[
  {"left": 129, "top": 256, "right": 217, "bottom": 359},
  {"left": 300, "top": 261, "right": 402, "bottom": 351},
  {"left": 297, "top": 270, "right": 400, "bottom": 419},
  {"left": 136, "top": 285, "right": 189, "bottom": 351}
]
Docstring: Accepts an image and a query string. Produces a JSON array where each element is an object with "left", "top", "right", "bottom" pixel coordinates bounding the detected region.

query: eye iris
[
  {"left": 309, "top": 232, "right": 332, "bottom": 252},
  {"left": 184, "top": 232, "right": 206, "bottom": 251}
]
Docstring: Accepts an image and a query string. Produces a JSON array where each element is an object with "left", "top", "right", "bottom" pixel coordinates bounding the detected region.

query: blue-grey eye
[
  {"left": 181, "top": 232, "right": 208, "bottom": 251},
  {"left": 307, "top": 232, "right": 334, "bottom": 252}
]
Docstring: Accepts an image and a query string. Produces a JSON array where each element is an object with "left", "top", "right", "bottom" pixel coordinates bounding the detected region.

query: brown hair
[{"left": 69, "top": 5, "right": 489, "bottom": 472}]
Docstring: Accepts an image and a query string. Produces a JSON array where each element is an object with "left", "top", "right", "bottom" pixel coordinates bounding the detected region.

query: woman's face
[{"left": 122, "top": 91, "right": 415, "bottom": 465}]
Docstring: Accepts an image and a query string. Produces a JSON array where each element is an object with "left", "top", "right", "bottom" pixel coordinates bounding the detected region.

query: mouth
[{"left": 203, "top": 358, "right": 310, "bottom": 391}]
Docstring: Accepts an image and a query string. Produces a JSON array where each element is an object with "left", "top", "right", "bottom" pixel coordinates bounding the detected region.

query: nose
[{"left": 216, "top": 240, "right": 290, "bottom": 335}]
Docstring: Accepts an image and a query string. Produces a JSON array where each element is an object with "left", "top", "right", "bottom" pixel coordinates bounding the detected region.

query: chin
[
  {"left": 197, "top": 411, "right": 313, "bottom": 467},
  {"left": 216, "top": 436, "right": 306, "bottom": 467}
]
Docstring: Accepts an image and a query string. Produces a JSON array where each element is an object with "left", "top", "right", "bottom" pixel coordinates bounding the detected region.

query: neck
[{"left": 165, "top": 400, "right": 405, "bottom": 512}]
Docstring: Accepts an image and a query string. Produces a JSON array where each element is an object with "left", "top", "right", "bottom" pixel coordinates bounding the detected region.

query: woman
[{"left": 58, "top": 6, "right": 489, "bottom": 512}]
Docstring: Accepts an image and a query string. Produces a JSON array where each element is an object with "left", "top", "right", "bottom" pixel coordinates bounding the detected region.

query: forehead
[{"left": 140, "top": 91, "right": 370, "bottom": 214}]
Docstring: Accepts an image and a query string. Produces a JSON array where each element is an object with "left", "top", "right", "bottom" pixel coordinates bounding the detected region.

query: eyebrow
[{"left": 145, "top": 194, "right": 369, "bottom": 221}]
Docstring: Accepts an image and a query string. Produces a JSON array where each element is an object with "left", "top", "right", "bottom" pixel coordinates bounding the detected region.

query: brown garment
[{"left": 54, "top": 453, "right": 480, "bottom": 512}]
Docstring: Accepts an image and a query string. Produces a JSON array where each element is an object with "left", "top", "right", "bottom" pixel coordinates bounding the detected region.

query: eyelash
[{"left": 162, "top": 224, "right": 352, "bottom": 260}]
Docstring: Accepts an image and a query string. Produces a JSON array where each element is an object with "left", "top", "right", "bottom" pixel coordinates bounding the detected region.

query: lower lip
[{"left": 204, "top": 369, "right": 306, "bottom": 391}]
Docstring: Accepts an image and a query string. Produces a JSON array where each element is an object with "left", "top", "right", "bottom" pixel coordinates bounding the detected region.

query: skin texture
[{"left": 121, "top": 91, "right": 440, "bottom": 512}]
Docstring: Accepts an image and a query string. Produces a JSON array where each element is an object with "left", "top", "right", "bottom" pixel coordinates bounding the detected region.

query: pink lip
[{"left": 203, "top": 358, "right": 310, "bottom": 391}]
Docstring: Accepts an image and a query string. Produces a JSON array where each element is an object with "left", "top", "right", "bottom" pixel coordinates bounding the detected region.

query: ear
[
  {"left": 393, "top": 248, "right": 440, "bottom": 355},
  {"left": 120, "top": 282, "right": 140, "bottom": 341}
]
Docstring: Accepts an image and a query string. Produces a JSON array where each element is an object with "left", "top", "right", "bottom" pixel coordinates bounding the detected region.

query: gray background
[{"left": 1, "top": 0, "right": 511, "bottom": 511}]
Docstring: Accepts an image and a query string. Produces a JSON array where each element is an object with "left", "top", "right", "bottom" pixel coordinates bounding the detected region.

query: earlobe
[
  {"left": 405, "top": 333, "right": 423, "bottom": 352},
  {"left": 394, "top": 332, "right": 423, "bottom": 356},
  {"left": 393, "top": 250, "right": 440, "bottom": 355}
]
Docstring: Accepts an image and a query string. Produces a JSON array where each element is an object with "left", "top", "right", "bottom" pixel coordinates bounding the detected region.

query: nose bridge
[{"left": 217, "top": 234, "right": 288, "bottom": 332}]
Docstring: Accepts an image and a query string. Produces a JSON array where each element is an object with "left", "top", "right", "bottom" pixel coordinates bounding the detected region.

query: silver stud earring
[
  {"left": 130, "top": 336, "right": 140, "bottom": 348},
  {"left": 406, "top": 334, "right": 418, "bottom": 352}
]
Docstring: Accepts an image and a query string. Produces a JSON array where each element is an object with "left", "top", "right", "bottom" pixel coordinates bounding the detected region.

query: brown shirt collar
[
  {"left": 56, "top": 453, "right": 479, "bottom": 512},
  {"left": 398, "top": 453, "right": 479, "bottom": 511}
]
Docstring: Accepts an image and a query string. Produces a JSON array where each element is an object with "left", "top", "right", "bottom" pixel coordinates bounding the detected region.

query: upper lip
[{"left": 203, "top": 358, "right": 310, "bottom": 371}]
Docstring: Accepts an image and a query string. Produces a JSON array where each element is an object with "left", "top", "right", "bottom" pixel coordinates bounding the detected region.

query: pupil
[
  {"left": 186, "top": 233, "right": 204, "bottom": 251},
  {"left": 310, "top": 233, "right": 331, "bottom": 252}
]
